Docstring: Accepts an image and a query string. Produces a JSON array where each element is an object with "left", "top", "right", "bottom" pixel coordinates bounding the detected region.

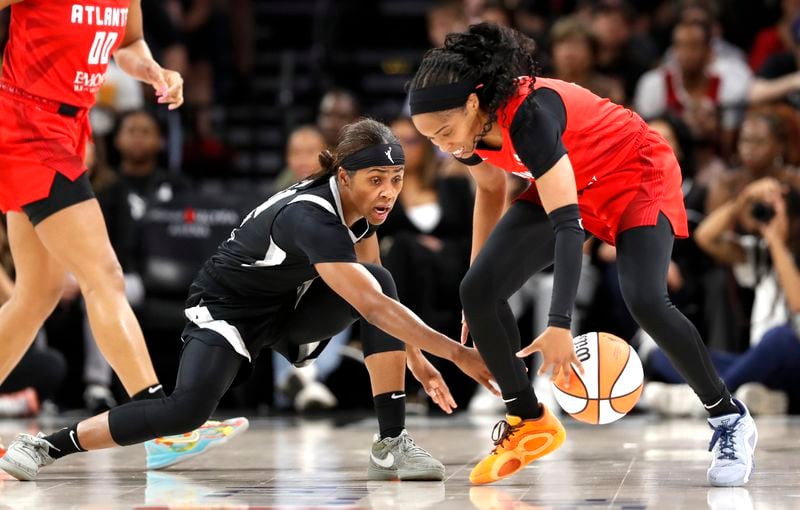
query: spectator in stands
[
  {"left": 317, "top": 89, "right": 360, "bottom": 149},
  {"left": 749, "top": 15, "right": 800, "bottom": 107},
  {"left": 634, "top": 19, "right": 752, "bottom": 157},
  {"left": 705, "top": 107, "right": 800, "bottom": 214},
  {"left": 549, "top": 16, "right": 625, "bottom": 104},
  {"left": 273, "top": 125, "right": 326, "bottom": 191},
  {"left": 749, "top": 0, "right": 800, "bottom": 72},
  {"left": 646, "top": 187, "right": 800, "bottom": 416},
  {"left": 469, "top": 0, "right": 512, "bottom": 28},
  {"left": 696, "top": 107, "right": 800, "bottom": 350},
  {"left": 380, "top": 117, "right": 475, "bottom": 409},
  {"left": 679, "top": 1, "right": 749, "bottom": 68},
  {"left": 590, "top": 1, "right": 658, "bottom": 101},
  {"left": 426, "top": 0, "right": 468, "bottom": 48}
]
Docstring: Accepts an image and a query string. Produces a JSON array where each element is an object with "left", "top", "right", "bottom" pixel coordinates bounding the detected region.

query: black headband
[
  {"left": 409, "top": 80, "right": 481, "bottom": 115},
  {"left": 340, "top": 143, "right": 404, "bottom": 171}
]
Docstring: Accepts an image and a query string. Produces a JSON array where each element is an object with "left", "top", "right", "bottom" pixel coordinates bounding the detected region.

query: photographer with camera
[{"left": 652, "top": 182, "right": 800, "bottom": 415}]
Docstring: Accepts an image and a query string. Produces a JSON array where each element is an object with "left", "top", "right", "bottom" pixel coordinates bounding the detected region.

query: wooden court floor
[{"left": 0, "top": 413, "right": 798, "bottom": 509}]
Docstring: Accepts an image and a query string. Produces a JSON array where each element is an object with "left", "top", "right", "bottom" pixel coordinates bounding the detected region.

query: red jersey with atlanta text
[
  {"left": 2, "top": 0, "right": 129, "bottom": 107},
  {"left": 468, "top": 76, "right": 688, "bottom": 243}
]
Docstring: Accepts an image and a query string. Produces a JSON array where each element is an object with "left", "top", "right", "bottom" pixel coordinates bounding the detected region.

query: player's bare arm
[
  {"left": 114, "top": 0, "right": 184, "bottom": 109},
  {"left": 315, "top": 261, "right": 497, "bottom": 395},
  {"left": 354, "top": 234, "right": 460, "bottom": 413}
]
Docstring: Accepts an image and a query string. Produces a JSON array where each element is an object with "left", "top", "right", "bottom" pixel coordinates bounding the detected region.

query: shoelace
[
  {"left": 398, "top": 434, "right": 432, "bottom": 458},
  {"left": 490, "top": 420, "right": 520, "bottom": 454},
  {"left": 708, "top": 422, "right": 737, "bottom": 460},
  {"left": 16, "top": 435, "right": 53, "bottom": 466}
]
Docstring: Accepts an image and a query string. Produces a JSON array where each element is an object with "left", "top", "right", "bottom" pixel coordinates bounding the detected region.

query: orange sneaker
[{"left": 469, "top": 404, "right": 566, "bottom": 484}]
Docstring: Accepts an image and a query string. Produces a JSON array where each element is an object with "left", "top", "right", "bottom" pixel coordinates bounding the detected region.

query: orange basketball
[{"left": 551, "top": 332, "right": 643, "bottom": 425}]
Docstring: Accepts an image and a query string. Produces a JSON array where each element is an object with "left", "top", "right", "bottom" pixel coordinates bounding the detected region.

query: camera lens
[{"left": 751, "top": 202, "right": 776, "bottom": 223}]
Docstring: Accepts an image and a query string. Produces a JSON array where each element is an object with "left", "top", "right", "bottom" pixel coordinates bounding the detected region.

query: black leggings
[
  {"left": 460, "top": 201, "right": 727, "bottom": 406},
  {"left": 109, "top": 264, "right": 405, "bottom": 445}
]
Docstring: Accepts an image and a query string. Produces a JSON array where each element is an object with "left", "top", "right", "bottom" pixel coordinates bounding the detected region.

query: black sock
[
  {"left": 44, "top": 423, "right": 85, "bottom": 459},
  {"left": 705, "top": 390, "right": 740, "bottom": 417},
  {"left": 502, "top": 387, "right": 541, "bottom": 420},
  {"left": 374, "top": 391, "right": 406, "bottom": 439},
  {"left": 132, "top": 384, "right": 166, "bottom": 401}
]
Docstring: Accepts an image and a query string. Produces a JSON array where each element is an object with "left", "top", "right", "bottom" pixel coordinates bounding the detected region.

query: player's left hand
[
  {"left": 141, "top": 61, "right": 184, "bottom": 110},
  {"left": 517, "top": 326, "right": 584, "bottom": 388},
  {"left": 407, "top": 351, "right": 458, "bottom": 414}
]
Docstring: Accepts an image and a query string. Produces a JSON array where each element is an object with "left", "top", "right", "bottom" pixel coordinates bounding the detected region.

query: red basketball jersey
[
  {"left": 475, "top": 77, "right": 688, "bottom": 244},
  {"left": 2, "top": 1, "right": 130, "bottom": 107}
]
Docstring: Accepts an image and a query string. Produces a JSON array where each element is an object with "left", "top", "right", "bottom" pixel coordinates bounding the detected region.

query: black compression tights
[
  {"left": 109, "top": 264, "right": 405, "bottom": 445},
  {"left": 460, "top": 202, "right": 729, "bottom": 407}
]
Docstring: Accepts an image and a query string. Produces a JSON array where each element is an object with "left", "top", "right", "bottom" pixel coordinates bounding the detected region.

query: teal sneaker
[{"left": 145, "top": 417, "right": 249, "bottom": 470}]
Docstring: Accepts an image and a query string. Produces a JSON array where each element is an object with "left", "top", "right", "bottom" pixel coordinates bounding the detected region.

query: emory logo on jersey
[
  {"left": 70, "top": 5, "right": 129, "bottom": 27},
  {"left": 74, "top": 71, "right": 105, "bottom": 92}
]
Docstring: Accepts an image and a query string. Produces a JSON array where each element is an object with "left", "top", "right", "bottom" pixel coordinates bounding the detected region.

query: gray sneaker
[
  {"left": 0, "top": 432, "right": 56, "bottom": 481},
  {"left": 367, "top": 429, "right": 444, "bottom": 481}
]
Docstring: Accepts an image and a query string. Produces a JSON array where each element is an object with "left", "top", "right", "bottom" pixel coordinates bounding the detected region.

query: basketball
[{"left": 551, "top": 332, "right": 643, "bottom": 425}]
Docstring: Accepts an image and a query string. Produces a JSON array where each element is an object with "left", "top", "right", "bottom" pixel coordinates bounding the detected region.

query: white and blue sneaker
[
  {"left": 145, "top": 417, "right": 249, "bottom": 470},
  {"left": 707, "top": 399, "right": 757, "bottom": 487}
]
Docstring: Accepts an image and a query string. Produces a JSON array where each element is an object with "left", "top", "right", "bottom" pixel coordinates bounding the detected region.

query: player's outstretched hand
[
  {"left": 142, "top": 62, "right": 184, "bottom": 110},
  {"left": 454, "top": 345, "right": 499, "bottom": 396},
  {"left": 517, "top": 326, "right": 584, "bottom": 388},
  {"left": 407, "top": 352, "right": 457, "bottom": 414}
]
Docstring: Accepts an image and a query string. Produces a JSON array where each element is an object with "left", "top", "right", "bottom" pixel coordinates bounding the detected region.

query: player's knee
[
  {"left": 621, "top": 282, "right": 666, "bottom": 324},
  {"left": 363, "top": 264, "right": 398, "bottom": 300},
  {"left": 164, "top": 395, "right": 215, "bottom": 435},
  {"left": 78, "top": 258, "right": 125, "bottom": 296},
  {"left": 460, "top": 268, "right": 491, "bottom": 313}
]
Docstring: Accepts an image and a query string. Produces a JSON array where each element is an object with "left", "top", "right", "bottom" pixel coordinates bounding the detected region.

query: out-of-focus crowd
[{"left": 1, "top": 0, "right": 799, "bottom": 420}]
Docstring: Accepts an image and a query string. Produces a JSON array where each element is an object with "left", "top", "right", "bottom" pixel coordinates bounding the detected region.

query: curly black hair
[{"left": 408, "top": 23, "right": 538, "bottom": 137}]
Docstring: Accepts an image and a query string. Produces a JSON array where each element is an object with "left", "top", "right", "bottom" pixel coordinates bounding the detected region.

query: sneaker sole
[
  {"left": 147, "top": 418, "right": 250, "bottom": 470},
  {"left": 470, "top": 430, "right": 566, "bottom": 485},
  {"left": 709, "top": 459, "right": 755, "bottom": 487},
  {"left": 0, "top": 455, "right": 37, "bottom": 481},
  {"left": 708, "top": 427, "right": 758, "bottom": 487},
  {"left": 367, "top": 465, "right": 445, "bottom": 481}
]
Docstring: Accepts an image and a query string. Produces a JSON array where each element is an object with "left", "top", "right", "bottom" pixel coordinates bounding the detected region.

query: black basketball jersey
[
  {"left": 183, "top": 175, "right": 375, "bottom": 363},
  {"left": 204, "top": 175, "right": 373, "bottom": 302}
]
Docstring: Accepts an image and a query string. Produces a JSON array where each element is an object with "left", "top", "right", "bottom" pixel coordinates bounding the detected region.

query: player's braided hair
[
  {"left": 317, "top": 118, "right": 399, "bottom": 177},
  {"left": 408, "top": 23, "right": 538, "bottom": 137}
]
